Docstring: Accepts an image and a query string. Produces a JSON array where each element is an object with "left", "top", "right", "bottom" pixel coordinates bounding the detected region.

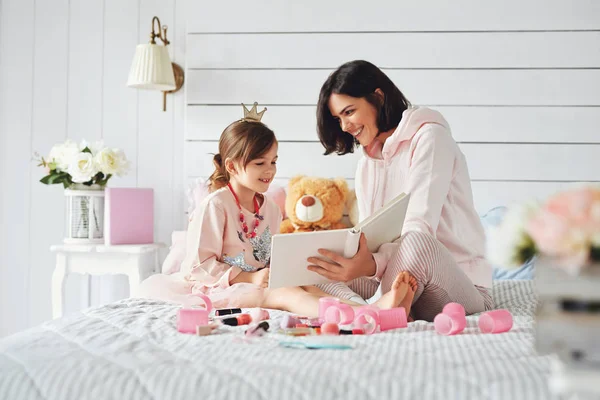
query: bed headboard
[{"left": 183, "top": 0, "right": 599, "bottom": 215}]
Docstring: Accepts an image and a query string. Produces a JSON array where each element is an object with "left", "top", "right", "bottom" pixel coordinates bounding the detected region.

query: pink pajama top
[
  {"left": 355, "top": 107, "right": 492, "bottom": 288},
  {"left": 180, "top": 187, "right": 282, "bottom": 294}
]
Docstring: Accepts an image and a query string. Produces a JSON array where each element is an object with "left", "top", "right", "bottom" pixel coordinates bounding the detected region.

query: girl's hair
[
  {"left": 208, "top": 120, "right": 277, "bottom": 192},
  {"left": 316, "top": 60, "right": 411, "bottom": 155}
]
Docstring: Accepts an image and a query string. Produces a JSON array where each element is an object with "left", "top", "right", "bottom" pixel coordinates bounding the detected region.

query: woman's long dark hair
[{"left": 317, "top": 60, "right": 410, "bottom": 155}]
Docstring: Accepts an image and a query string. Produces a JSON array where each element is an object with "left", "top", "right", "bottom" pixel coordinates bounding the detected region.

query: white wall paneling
[
  {"left": 186, "top": 105, "right": 600, "bottom": 143},
  {"left": 0, "top": 0, "right": 35, "bottom": 339},
  {"left": 28, "top": 0, "right": 72, "bottom": 330},
  {"left": 188, "top": 32, "right": 600, "bottom": 69},
  {"left": 186, "top": 69, "right": 600, "bottom": 106},
  {"left": 186, "top": 0, "right": 600, "bottom": 32},
  {"left": 0, "top": 0, "right": 186, "bottom": 337},
  {"left": 183, "top": 0, "right": 600, "bottom": 239}
]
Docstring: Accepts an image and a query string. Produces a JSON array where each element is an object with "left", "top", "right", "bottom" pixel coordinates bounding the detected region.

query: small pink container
[
  {"left": 189, "top": 293, "right": 213, "bottom": 313},
  {"left": 177, "top": 309, "right": 209, "bottom": 334},
  {"left": 354, "top": 306, "right": 380, "bottom": 335},
  {"left": 478, "top": 309, "right": 513, "bottom": 334},
  {"left": 379, "top": 307, "right": 407, "bottom": 331},
  {"left": 434, "top": 313, "right": 466, "bottom": 335},
  {"left": 318, "top": 297, "right": 340, "bottom": 321},
  {"left": 324, "top": 304, "right": 355, "bottom": 325}
]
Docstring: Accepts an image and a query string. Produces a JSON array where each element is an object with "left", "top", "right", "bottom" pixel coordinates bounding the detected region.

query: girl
[
  {"left": 307, "top": 60, "right": 494, "bottom": 321},
  {"left": 139, "top": 104, "right": 417, "bottom": 317}
]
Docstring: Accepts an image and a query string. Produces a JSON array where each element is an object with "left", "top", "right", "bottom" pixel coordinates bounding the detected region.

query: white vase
[{"left": 64, "top": 184, "right": 106, "bottom": 244}]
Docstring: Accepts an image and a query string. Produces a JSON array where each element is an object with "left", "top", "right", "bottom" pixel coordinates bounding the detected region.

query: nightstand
[{"left": 50, "top": 243, "right": 165, "bottom": 318}]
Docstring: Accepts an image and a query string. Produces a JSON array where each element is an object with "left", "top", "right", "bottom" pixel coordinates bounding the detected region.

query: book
[
  {"left": 268, "top": 192, "right": 410, "bottom": 289},
  {"left": 104, "top": 188, "right": 154, "bottom": 245}
]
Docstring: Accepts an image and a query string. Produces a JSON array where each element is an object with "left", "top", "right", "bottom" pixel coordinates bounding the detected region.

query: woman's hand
[
  {"left": 307, "top": 233, "right": 376, "bottom": 282},
  {"left": 230, "top": 268, "right": 270, "bottom": 288}
]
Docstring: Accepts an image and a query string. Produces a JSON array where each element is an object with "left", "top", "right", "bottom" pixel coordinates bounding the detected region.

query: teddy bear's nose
[{"left": 301, "top": 196, "right": 316, "bottom": 207}]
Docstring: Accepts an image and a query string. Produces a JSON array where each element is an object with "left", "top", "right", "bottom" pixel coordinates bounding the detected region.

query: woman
[{"left": 307, "top": 60, "right": 493, "bottom": 321}]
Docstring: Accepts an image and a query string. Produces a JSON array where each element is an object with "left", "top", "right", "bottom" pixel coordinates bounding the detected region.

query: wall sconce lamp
[{"left": 127, "top": 16, "right": 184, "bottom": 111}]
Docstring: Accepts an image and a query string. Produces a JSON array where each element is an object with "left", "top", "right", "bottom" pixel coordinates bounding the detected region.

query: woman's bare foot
[
  {"left": 405, "top": 275, "right": 418, "bottom": 321},
  {"left": 373, "top": 271, "right": 415, "bottom": 317}
]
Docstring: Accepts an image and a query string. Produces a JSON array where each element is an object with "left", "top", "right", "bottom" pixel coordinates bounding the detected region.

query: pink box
[{"left": 104, "top": 188, "right": 154, "bottom": 245}]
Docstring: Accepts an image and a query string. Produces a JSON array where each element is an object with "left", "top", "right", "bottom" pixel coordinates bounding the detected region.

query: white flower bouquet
[{"left": 35, "top": 139, "right": 129, "bottom": 188}]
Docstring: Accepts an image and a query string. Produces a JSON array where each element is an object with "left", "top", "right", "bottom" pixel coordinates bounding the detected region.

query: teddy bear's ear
[
  {"left": 288, "top": 175, "right": 305, "bottom": 189},
  {"left": 332, "top": 177, "right": 349, "bottom": 201}
]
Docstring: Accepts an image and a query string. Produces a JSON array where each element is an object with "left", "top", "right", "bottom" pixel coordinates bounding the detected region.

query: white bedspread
[{"left": 0, "top": 281, "right": 557, "bottom": 400}]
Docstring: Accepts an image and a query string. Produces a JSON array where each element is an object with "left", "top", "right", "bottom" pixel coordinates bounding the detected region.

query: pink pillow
[{"left": 161, "top": 230, "right": 187, "bottom": 274}]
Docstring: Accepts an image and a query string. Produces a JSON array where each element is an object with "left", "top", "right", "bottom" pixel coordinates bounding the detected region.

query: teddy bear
[{"left": 280, "top": 175, "right": 350, "bottom": 233}]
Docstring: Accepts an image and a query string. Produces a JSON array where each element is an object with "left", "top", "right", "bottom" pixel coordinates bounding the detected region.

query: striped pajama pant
[{"left": 317, "top": 231, "right": 494, "bottom": 322}]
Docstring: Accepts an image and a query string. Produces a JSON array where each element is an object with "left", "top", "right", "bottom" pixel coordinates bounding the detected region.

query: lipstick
[
  {"left": 221, "top": 314, "right": 251, "bottom": 326},
  {"left": 339, "top": 328, "right": 365, "bottom": 335},
  {"left": 215, "top": 308, "right": 242, "bottom": 316}
]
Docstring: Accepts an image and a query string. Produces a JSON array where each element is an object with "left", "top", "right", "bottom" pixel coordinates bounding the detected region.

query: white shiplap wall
[
  {"left": 0, "top": 0, "right": 186, "bottom": 337},
  {"left": 184, "top": 1, "right": 600, "bottom": 215}
]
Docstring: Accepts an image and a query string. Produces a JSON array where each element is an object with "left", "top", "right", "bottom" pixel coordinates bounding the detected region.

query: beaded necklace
[{"left": 227, "top": 183, "right": 261, "bottom": 239}]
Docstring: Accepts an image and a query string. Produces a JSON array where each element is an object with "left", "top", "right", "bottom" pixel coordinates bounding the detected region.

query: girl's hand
[
  {"left": 231, "top": 268, "right": 270, "bottom": 288},
  {"left": 307, "top": 233, "right": 376, "bottom": 282}
]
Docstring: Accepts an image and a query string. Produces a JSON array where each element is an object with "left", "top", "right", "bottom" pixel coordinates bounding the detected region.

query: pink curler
[
  {"left": 318, "top": 297, "right": 340, "bottom": 321},
  {"left": 177, "top": 308, "right": 209, "bottom": 334},
  {"left": 434, "top": 313, "right": 466, "bottom": 335},
  {"left": 354, "top": 306, "right": 380, "bottom": 335},
  {"left": 443, "top": 302, "right": 466, "bottom": 318},
  {"left": 189, "top": 293, "right": 213, "bottom": 313},
  {"left": 379, "top": 307, "right": 407, "bottom": 331},
  {"left": 321, "top": 322, "right": 340, "bottom": 335},
  {"left": 478, "top": 309, "right": 513, "bottom": 334},
  {"left": 324, "top": 304, "right": 355, "bottom": 325}
]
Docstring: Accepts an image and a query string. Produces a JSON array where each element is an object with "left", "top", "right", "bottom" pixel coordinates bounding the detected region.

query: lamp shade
[{"left": 127, "top": 43, "right": 176, "bottom": 91}]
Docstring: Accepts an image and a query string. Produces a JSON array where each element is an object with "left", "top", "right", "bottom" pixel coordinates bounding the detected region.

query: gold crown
[{"left": 241, "top": 102, "right": 267, "bottom": 122}]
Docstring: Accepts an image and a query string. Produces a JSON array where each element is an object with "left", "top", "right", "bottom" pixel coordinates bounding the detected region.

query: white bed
[{"left": 0, "top": 280, "right": 559, "bottom": 400}]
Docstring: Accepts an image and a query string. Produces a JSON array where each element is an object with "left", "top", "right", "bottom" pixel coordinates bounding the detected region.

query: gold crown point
[{"left": 241, "top": 102, "right": 267, "bottom": 122}]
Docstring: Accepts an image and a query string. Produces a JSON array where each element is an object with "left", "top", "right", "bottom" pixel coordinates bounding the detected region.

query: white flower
[
  {"left": 79, "top": 140, "right": 104, "bottom": 155},
  {"left": 486, "top": 202, "right": 539, "bottom": 269},
  {"left": 94, "top": 148, "right": 129, "bottom": 176},
  {"left": 48, "top": 140, "right": 79, "bottom": 171},
  {"left": 68, "top": 152, "right": 98, "bottom": 183}
]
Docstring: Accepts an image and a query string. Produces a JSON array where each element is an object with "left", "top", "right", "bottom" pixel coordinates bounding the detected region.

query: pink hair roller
[
  {"left": 434, "top": 313, "right": 466, "bottom": 335},
  {"left": 354, "top": 306, "right": 380, "bottom": 335},
  {"left": 443, "top": 302, "right": 466, "bottom": 318},
  {"left": 478, "top": 309, "right": 513, "bottom": 334},
  {"left": 324, "top": 304, "right": 355, "bottom": 325},
  {"left": 318, "top": 297, "right": 340, "bottom": 321},
  {"left": 189, "top": 293, "right": 213, "bottom": 313},
  {"left": 177, "top": 308, "right": 209, "bottom": 334},
  {"left": 379, "top": 307, "right": 407, "bottom": 331}
]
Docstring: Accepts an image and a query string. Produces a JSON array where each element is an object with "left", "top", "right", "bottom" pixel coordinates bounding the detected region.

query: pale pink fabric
[
  {"left": 139, "top": 187, "right": 282, "bottom": 309},
  {"left": 355, "top": 106, "right": 492, "bottom": 289}
]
